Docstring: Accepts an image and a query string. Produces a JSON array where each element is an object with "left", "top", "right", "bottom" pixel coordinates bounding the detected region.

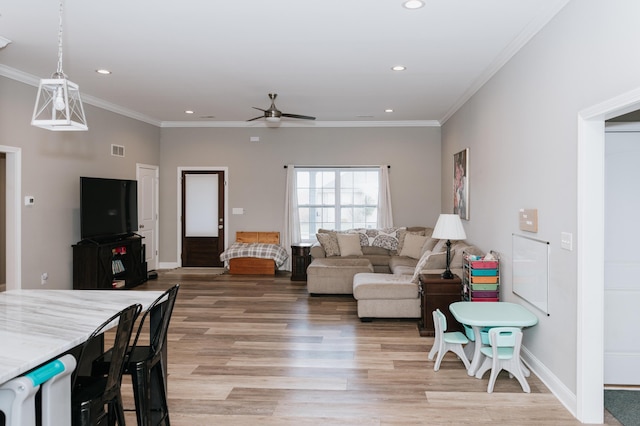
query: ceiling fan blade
[
  {"left": 282, "top": 113, "right": 316, "bottom": 120},
  {"left": 246, "top": 116, "right": 264, "bottom": 122},
  {"left": 252, "top": 107, "right": 266, "bottom": 112}
]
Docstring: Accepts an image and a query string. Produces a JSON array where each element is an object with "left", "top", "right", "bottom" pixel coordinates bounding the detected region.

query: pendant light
[{"left": 32, "top": 0, "right": 88, "bottom": 131}]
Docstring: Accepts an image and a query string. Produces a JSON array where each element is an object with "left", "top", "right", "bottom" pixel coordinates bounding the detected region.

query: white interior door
[
  {"left": 604, "top": 130, "right": 640, "bottom": 385},
  {"left": 137, "top": 164, "right": 159, "bottom": 271}
]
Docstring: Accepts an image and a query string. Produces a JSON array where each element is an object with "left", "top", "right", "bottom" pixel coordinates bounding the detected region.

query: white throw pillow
[
  {"left": 411, "top": 250, "right": 433, "bottom": 283},
  {"left": 399, "top": 233, "right": 428, "bottom": 259},
  {"left": 337, "top": 233, "right": 363, "bottom": 256}
]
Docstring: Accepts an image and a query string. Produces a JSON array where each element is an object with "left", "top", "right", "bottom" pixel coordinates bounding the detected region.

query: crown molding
[{"left": 160, "top": 120, "right": 441, "bottom": 128}]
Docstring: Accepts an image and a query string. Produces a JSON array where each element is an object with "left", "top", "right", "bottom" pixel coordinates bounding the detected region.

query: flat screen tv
[{"left": 80, "top": 177, "right": 138, "bottom": 242}]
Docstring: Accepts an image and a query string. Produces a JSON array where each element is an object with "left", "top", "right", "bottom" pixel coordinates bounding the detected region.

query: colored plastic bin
[
  {"left": 471, "top": 276, "right": 498, "bottom": 284},
  {"left": 470, "top": 283, "right": 499, "bottom": 291},
  {"left": 470, "top": 268, "right": 498, "bottom": 276},
  {"left": 471, "top": 290, "right": 499, "bottom": 298},
  {"left": 470, "top": 260, "right": 499, "bottom": 269}
]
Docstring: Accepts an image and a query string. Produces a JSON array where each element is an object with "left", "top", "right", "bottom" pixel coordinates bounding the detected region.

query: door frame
[
  {"left": 577, "top": 87, "right": 640, "bottom": 423},
  {"left": 136, "top": 163, "right": 159, "bottom": 271},
  {"left": 176, "top": 166, "right": 228, "bottom": 267},
  {"left": 0, "top": 145, "right": 21, "bottom": 290}
]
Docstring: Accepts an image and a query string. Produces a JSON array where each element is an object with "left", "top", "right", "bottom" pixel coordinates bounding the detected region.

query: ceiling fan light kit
[
  {"left": 32, "top": 0, "right": 88, "bottom": 131},
  {"left": 247, "top": 93, "right": 316, "bottom": 123}
]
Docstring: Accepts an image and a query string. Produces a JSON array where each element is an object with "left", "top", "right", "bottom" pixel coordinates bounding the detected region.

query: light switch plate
[
  {"left": 232, "top": 207, "right": 244, "bottom": 215},
  {"left": 561, "top": 232, "right": 573, "bottom": 251}
]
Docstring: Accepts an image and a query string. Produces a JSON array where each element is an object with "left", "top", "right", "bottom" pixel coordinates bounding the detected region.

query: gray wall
[
  {"left": 0, "top": 76, "right": 160, "bottom": 289},
  {"left": 441, "top": 0, "right": 640, "bottom": 396},
  {"left": 159, "top": 126, "right": 441, "bottom": 264}
]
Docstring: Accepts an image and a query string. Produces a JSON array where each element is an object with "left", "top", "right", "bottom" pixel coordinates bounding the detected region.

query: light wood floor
[{"left": 118, "top": 270, "right": 620, "bottom": 425}]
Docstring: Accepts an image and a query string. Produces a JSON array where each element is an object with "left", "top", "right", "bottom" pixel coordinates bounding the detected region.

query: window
[{"left": 296, "top": 167, "right": 380, "bottom": 241}]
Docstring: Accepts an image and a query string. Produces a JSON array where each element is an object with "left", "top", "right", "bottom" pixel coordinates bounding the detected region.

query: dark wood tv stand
[{"left": 72, "top": 235, "right": 148, "bottom": 289}]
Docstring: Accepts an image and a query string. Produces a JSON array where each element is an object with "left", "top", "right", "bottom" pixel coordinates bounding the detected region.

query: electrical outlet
[{"left": 41, "top": 272, "right": 48, "bottom": 285}]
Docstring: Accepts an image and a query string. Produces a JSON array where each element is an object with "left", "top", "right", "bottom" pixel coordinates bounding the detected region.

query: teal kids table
[{"left": 449, "top": 301, "right": 538, "bottom": 376}]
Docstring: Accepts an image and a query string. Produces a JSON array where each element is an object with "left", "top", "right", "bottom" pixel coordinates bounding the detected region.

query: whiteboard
[{"left": 512, "top": 234, "right": 550, "bottom": 315}]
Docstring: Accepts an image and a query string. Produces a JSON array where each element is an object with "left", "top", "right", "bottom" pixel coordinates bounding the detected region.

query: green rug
[{"left": 605, "top": 389, "right": 640, "bottom": 426}]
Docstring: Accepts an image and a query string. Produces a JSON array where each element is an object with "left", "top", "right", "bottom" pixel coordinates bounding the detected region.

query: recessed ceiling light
[
  {"left": 185, "top": 110, "right": 194, "bottom": 114},
  {"left": 95, "top": 69, "right": 111, "bottom": 75},
  {"left": 403, "top": 0, "right": 424, "bottom": 9},
  {"left": 392, "top": 65, "right": 406, "bottom": 71},
  {"left": 385, "top": 109, "right": 394, "bottom": 113}
]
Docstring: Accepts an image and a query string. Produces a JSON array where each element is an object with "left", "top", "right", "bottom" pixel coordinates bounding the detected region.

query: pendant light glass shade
[{"left": 31, "top": 0, "right": 88, "bottom": 131}]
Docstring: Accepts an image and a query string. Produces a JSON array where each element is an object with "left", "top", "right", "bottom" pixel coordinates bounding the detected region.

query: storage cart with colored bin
[{"left": 462, "top": 250, "right": 500, "bottom": 302}]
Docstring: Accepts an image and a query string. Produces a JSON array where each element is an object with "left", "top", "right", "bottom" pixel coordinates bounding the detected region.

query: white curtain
[
  {"left": 378, "top": 165, "right": 394, "bottom": 227},
  {"left": 282, "top": 165, "right": 300, "bottom": 271}
]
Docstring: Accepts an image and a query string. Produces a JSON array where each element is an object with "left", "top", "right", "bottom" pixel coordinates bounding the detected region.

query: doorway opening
[
  {"left": 0, "top": 145, "right": 21, "bottom": 291},
  {"left": 577, "top": 87, "right": 640, "bottom": 423}
]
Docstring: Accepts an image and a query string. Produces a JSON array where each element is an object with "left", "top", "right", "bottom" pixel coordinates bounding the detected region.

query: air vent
[{"left": 111, "top": 144, "right": 125, "bottom": 157}]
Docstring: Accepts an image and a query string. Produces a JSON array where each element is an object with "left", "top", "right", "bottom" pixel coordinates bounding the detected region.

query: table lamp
[{"left": 432, "top": 213, "right": 467, "bottom": 279}]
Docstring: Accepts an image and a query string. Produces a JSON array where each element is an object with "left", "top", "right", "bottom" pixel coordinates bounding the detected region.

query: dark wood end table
[
  {"left": 291, "top": 242, "right": 314, "bottom": 281},
  {"left": 418, "top": 273, "right": 463, "bottom": 336}
]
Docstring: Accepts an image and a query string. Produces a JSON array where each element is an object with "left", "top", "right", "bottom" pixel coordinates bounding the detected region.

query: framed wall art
[{"left": 453, "top": 148, "right": 469, "bottom": 220}]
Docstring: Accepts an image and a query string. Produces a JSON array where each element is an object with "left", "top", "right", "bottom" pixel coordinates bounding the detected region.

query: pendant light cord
[{"left": 56, "top": 0, "right": 64, "bottom": 77}]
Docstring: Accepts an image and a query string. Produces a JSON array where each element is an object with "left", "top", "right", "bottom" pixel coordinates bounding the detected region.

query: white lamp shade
[{"left": 432, "top": 214, "right": 466, "bottom": 241}]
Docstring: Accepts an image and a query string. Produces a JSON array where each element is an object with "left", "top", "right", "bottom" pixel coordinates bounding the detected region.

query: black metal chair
[
  {"left": 72, "top": 303, "right": 142, "bottom": 426},
  {"left": 94, "top": 284, "right": 179, "bottom": 426}
]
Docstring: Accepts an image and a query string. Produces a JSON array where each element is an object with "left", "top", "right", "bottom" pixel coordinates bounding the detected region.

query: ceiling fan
[{"left": 247, "top": 93, "right": 316, "bottom": 122}]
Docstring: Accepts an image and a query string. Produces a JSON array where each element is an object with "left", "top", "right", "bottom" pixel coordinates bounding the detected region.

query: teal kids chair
[
  {"left": 474, "top": 327, "right": 530, "bottom": 393},
  {"left": 428, "top": 309, "right": 471, "bottom": 371}
]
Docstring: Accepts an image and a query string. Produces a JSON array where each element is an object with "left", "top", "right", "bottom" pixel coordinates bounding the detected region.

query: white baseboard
[
  {"left": 159, "top": 261, "right": 179, "bottom": 270},
  {"left": 521, "top": 345, "right": 577, "bottom": 419}
]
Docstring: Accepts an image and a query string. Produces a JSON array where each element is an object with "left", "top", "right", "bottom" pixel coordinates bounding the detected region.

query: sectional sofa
[{"left": 307, "top": 226, "right": 484, "bottom": 320}]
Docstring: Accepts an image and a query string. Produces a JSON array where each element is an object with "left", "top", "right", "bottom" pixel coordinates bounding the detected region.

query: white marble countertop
[{"left": 0, "top": 289, "right": 163, "bottom": 385}]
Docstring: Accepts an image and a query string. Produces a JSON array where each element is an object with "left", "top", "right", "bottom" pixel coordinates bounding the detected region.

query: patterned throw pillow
[
  {"left": 316, "top": 232, "right": 340, "bottom": 257},
  {"left": 349, "top": 227, "right": 404, "bottom": 251}
]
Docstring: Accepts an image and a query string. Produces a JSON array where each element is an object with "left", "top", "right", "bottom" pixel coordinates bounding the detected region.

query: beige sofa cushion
[
  {"left": 399, "top": 233, "right": 428, "bottom": 259},
  {"left": 388, "top": 255, "right": 418, "bottom": 273},
  {"left": 307, "top": 258, "right": 374, "bottom": 294},
  {"left": 353, "top": 273, "right": 418, "bottom": 300},
  {"left": 397, "top": 229, "right": 425, "bottom": 254},
  {"left": 337, "top": 233, "right": 363, "bottom": 256}
]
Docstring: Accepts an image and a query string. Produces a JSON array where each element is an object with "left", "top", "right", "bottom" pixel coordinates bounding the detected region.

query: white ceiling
[{"left": 0, "top": 0, "right": 570, "bottom": 127}]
